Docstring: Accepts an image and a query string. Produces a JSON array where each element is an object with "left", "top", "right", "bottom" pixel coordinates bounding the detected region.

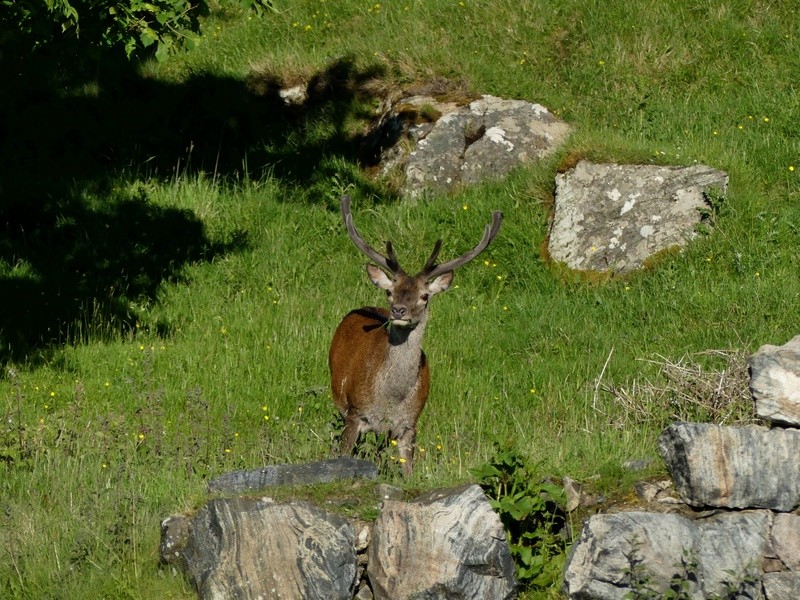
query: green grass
[{"left": 2, "top": 0, "right": 800, "bottom": 598}]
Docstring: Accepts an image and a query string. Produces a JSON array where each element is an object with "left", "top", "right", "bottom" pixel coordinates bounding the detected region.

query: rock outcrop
[
  {"left": 367, "top": 94, "right": 571, "bottom": 198},
  {"left": 368, "top": 484, "right": 517, "bottom": 600},
  {"left": 749, "top": 334, "right": 800, "bottom": 426},
  {"left": 549, "top": 161, "right": 728, "bottom": 273},
  {"left": 564, "top": 510, "right": 768, "bottom": 600},
  {"left": 178, "top": 497, "right": 356, "bottom": 600},
  {"left": 364, "top": 90, "right": 729, "bottom": 278},
  {"left": 659, "top": 422, "right": 800, "bottom": 510}
]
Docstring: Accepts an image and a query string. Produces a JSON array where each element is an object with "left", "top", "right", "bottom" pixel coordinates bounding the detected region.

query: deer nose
[{"left": 390, "top": 305, "right": 407, "bottom": 319}]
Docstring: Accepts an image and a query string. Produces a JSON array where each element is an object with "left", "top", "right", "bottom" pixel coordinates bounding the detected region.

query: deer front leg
[
  {"left": 397, "top": 427, "right": 416, "bottom": 477},
  {"left": 340, "top": 414, "right": 361, "bottom": 457}
]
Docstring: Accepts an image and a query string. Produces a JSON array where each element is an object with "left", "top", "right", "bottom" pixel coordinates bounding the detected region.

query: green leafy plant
[
  {"left": 696, "top": 186, "right": 727, "bottom": 234},
  {"left": 471, "top": 445, "right": 569, "bottom": 590},
  {"left": 0, "top": 0, "right": 273, "bottom": 60}
]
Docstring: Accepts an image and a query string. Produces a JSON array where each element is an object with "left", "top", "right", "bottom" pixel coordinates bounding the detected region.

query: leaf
[
  {"left": 537, "top": 481, "right": 566, "bottom": 498},
  {"left": 139, "top": 29, "right": 158, "bottom": 48},
  {"left": 155, "top": 41, "right": 170, "bottom": 62},
  {"left": 498, "top": 494, "right": 534, "bottom": 520},
  {"left": 469, "top": 463, "right": 502, "bottom": 482},
  {"left": 515, "top": 544, "right": 532, "bottom": 564},
  {"left": 124, "top": 37, "right": 137, "bottom": 58}
]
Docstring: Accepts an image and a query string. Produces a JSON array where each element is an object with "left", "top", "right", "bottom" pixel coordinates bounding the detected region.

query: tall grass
[{"left": 2, "top": 0, "right": 799, "bottom": 597}]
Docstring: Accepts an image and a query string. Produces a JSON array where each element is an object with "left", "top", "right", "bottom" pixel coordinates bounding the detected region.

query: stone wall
[
  {"left": 161, "top": 478, "right": 518, "bottom": 600},
  {"left": 563, "top": 335, "right": 800, "bottom": 599}
]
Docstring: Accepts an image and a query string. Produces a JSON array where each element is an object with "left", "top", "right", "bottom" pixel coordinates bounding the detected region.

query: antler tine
[
  {"left": 421, "top": 239, "right": 443, "bottom": 274},
  {"left": 423, "top": 210, "right": 503, "bottom": 280},
  {"left": 385, "top": 240, "right": 401, "bottom": 272},
  {"left": 340, "top": 195, "right": 400, "bottom": 273}
]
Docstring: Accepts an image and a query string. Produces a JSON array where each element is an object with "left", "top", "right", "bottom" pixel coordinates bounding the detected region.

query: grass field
[{"left": 2, "top": 0, "right": 799, "bottom": 597}]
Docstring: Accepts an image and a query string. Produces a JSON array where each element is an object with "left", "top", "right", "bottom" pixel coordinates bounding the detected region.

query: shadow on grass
[{"left": 0, "top": 42, "right": 390, "bottom": 364}]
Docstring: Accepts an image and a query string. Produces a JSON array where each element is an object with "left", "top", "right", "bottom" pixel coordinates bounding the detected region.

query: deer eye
[
  {"left": 420, "top": 293, "right": 430, "bottom": 303},
  {"left": 385, "top": 290, "right": 392, "bottom": 298}
]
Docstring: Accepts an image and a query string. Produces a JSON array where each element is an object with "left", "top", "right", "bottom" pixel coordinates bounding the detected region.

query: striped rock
[
  {"left": 658, "top": 422, "right": 800, "bottom": 510},
  {"left": 181, "top": 497, "right": 356, "bottom": 600},
  {"left": 367, "top": 484, "right": 517, "bottom": 600},
  {"left": 563, "top": 510, "right": 768, "bottom": 600}
]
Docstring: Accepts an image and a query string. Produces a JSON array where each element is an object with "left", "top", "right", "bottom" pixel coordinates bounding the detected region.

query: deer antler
[
  {"left": 421, "top": 211, "right": 503, "bottom": 279},
  {"left": 341, "top": 195, "right": 402, "bottom": 274},
  {"left": 421, "top": 239, "right": 443, "bottom": 274}
]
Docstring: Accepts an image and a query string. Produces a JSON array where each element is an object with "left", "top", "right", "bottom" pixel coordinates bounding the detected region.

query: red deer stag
[{"left": 329, "top": 195, "right": 502, "bottom": 475}]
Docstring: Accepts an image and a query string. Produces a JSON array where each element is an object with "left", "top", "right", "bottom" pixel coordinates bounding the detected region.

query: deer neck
[
  {"left": 377, "top": 312, "right": 428, "bottom": 398},
  {"left": 386, "top": 310, "right": 428, "bottom": 350}
]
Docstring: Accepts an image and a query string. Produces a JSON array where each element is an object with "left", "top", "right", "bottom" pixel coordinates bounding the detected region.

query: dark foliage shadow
[
  {"left": 0, "top": 40, "right": 390, "bottom": 365},
  {"left": 0, "top": 190, "right": 248, "bottom": 364}
]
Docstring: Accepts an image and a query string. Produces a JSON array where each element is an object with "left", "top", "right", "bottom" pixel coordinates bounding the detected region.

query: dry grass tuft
[
  {"left": 402, "top": 76, "right": 479, "bottom": 105},
  {"left": 604, "top": 350, "right": 759, "bottom": 427}
]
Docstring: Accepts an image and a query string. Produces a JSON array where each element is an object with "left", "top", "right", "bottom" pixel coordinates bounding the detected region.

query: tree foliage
[{"left": 1, "top": 0, "right": 271, "bottom": 61}]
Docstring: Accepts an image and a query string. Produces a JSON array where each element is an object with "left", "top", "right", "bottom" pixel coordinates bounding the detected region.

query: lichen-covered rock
[
  {"left": 658, "top": 422, "right": 800, "bottom": 510},
  {"left": 367, "top": 484, "right": 517, "bottom": 599},
  {"left": 159, "top": 514, "right": 191, "bottom": 566},
  {"left": 181, "top": 497, "right": 356, "bottom": 600},
  {"left": 749, "top": 335, "right": 800, "bottom": 426},
  {"left": 563, "top": 510, "right": 768, "bottom": 600},
  {"left": 371, "top": 94, "right": 570, "bottom": 198},
  {"left": 549, "top": 161, "right": 728, "bottom": 273}
]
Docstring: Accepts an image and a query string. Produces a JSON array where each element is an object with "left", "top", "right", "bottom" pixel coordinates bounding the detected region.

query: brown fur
[{"left": 329, "top": 306, "right": 430, "bottom": 476}]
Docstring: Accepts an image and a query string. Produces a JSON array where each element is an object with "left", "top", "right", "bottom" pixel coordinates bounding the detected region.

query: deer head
[{"left": 340, "top": 194, "right": 503, "bottom": 329}]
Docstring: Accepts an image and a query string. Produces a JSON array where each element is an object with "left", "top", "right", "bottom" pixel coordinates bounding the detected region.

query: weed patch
[{"left": 472, "top": 446, "right": 569, "bottom": 592}]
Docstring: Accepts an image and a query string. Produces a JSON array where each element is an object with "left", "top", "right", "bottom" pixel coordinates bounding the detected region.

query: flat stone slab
[
  {"left": 658, "top": 422, "right": 800, "bottom": 510},
  {"left": 207, "top": 457, "right": 378, "bottom": 494},
  {"left": 549, "top": 161, "right": 728, "bottom": 273}
]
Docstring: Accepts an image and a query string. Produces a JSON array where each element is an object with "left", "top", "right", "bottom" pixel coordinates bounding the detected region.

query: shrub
[
  {"left": 472, "top": 445, "right": 569, "bottom": 592},
  {"left": 0, "top": 0, "right": 271, "bottom": 60}
]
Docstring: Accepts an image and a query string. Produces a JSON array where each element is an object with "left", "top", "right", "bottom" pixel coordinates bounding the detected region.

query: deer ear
[
  {"left": 366, "top": 264, "right": 393, "bottom": 290},
  {"left": 427, "top": 271, "right": 453, "bottom": 295}
]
